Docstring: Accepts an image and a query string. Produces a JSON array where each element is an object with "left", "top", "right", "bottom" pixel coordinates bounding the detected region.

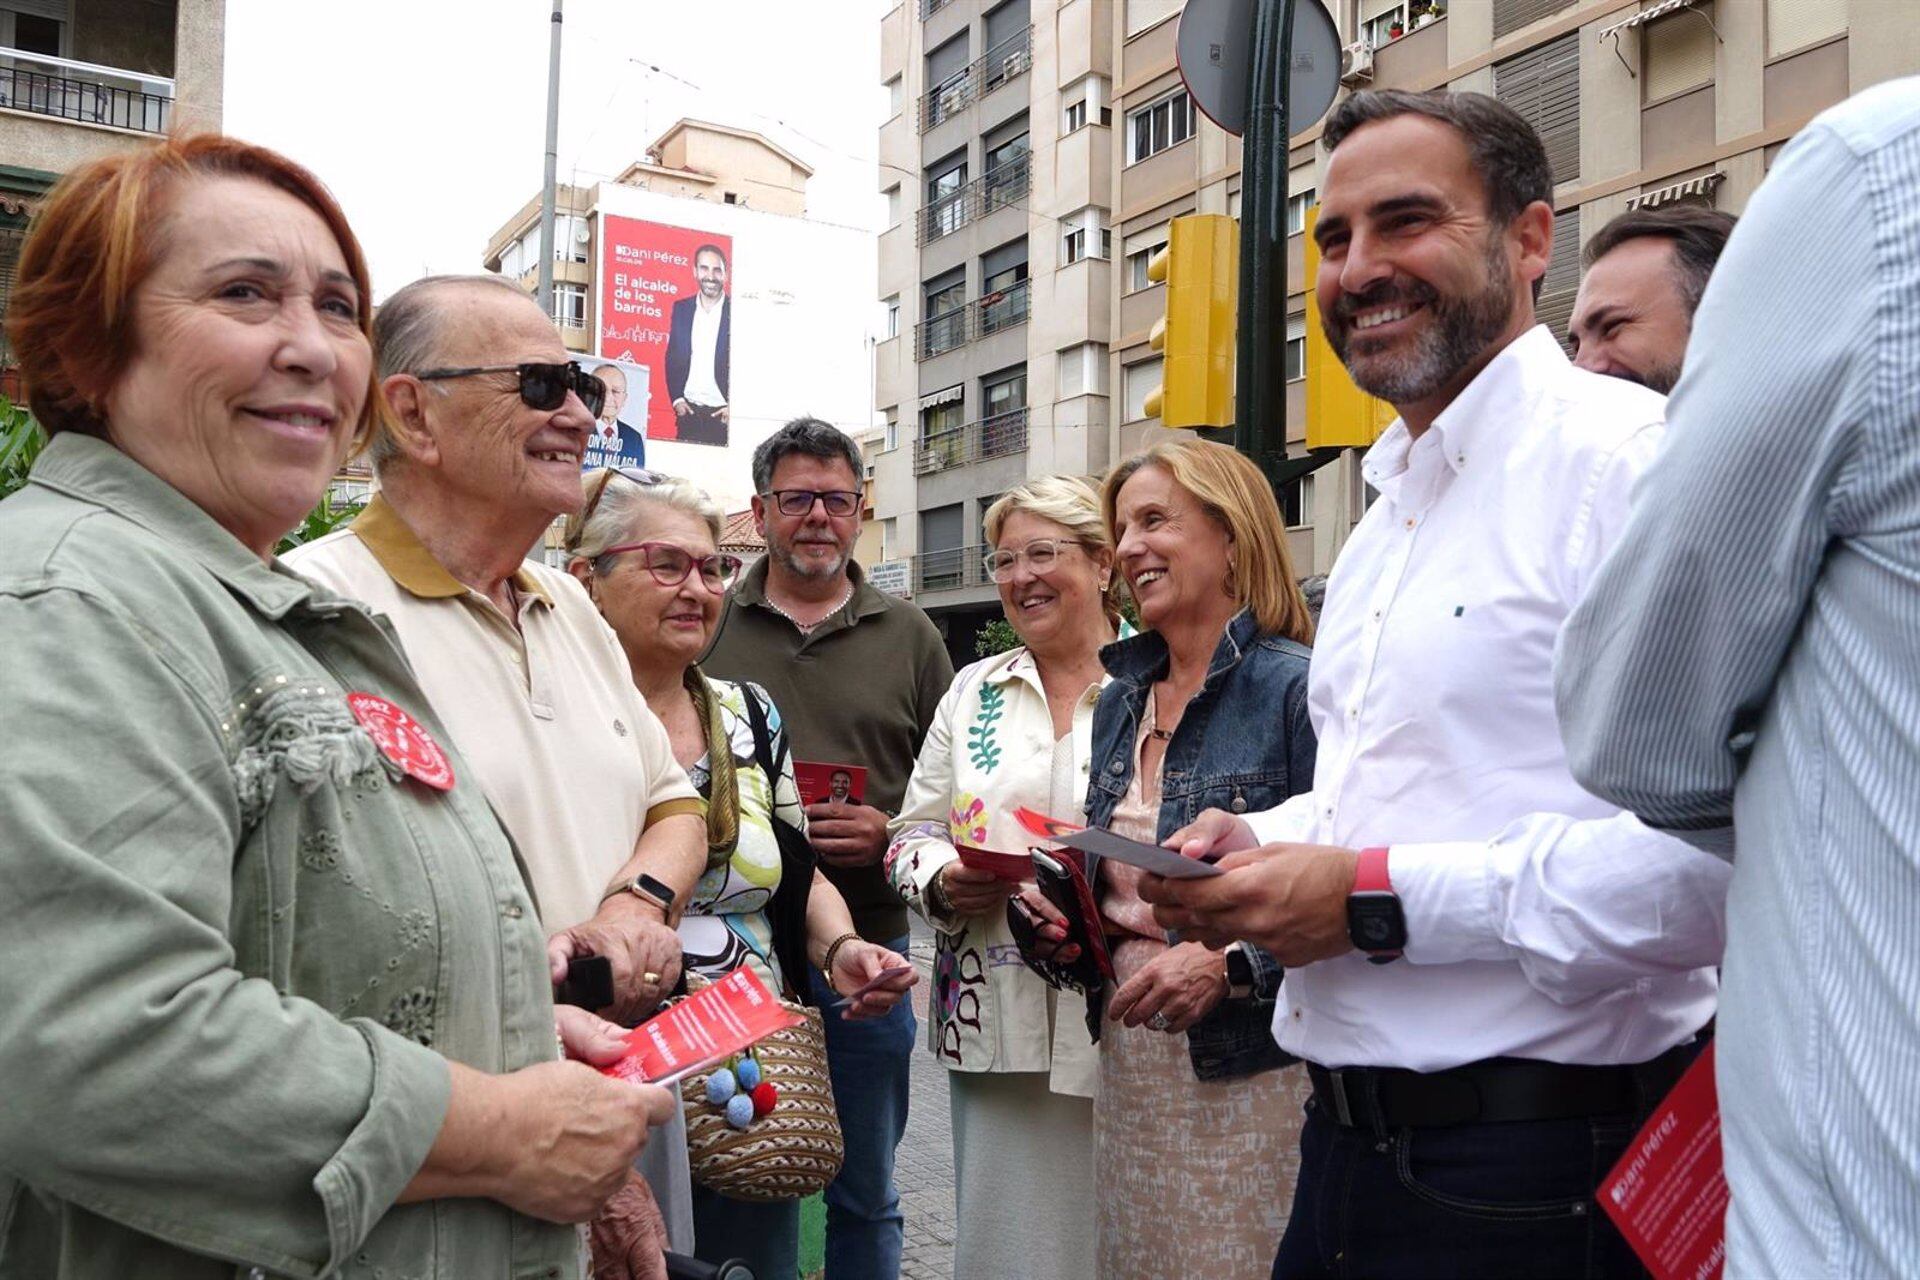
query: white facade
[{"left": 589, "top": 182, "right": 881, "bottom": 513}]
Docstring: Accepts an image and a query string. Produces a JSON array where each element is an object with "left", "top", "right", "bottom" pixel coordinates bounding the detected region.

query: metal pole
[
  {"left": 536, "top": 0, "right": 564, "bottom": 316},
  {"left": 1235, "top": 0, "right": 1296, "bottom": 486}
]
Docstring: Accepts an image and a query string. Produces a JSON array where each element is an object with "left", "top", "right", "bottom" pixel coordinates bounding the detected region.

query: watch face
[
  {"left": 1347, "top": 893, "right": 1407, "bottom": 952},
  {"left": 634, "top": 873, "right": 676, "bottom": 907}
]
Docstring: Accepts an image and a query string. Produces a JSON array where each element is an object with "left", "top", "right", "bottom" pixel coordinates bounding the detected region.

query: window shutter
[
  {"left": 1492, "top": 0, "right": 1576, "bottom": 40},
  {"left": 1536, "top": 209, "right": 1581, "bottom": 351},
  {"left": 1644, "top": 4, "right": 1717, "bottom": 102},
  {"left": 1496, "top": 32, "right": 1581, "bottom": 184},
  {"left": 1765, "top": 0, "right": 1846, "bottom": 57}
]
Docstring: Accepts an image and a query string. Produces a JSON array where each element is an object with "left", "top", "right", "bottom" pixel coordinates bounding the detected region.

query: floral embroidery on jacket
[
  {"left": 948, "top": 793, "right": 988, "bottom": 846},
  {"left": 966, "top": 682, "right": 1005, "bottom": 772}
]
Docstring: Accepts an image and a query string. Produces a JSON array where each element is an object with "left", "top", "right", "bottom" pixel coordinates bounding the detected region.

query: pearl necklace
[{"left": 767, "top": 581, "right": 854, "bottom": 634}]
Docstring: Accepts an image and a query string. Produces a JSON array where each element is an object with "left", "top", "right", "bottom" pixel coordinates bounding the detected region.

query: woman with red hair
[{"left": 0, "top": 136, "right": 673, "bottom": 1280}]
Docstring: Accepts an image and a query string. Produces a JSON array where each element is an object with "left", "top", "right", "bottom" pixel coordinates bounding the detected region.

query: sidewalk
[{"left": 897, "top": 920, "right": 955, "bottom": 1279}]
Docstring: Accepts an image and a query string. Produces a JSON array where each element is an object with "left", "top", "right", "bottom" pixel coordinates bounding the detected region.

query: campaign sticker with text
[
  {"left": 1598, "top": 1043, "right": 1726, "bottom": 1280},
  {"left": 347, "top": 692, "right": 455, "bottom": 791}
]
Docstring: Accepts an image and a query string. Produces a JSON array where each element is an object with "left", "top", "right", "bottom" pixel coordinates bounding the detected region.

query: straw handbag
[{"left": 677, "top": 981, "right": 844, "bottom": 1202}]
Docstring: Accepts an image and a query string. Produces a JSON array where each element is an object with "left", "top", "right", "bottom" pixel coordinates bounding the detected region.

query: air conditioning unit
[{"left": 1340, "top": 40, "right": 1374, "bottom": 85}]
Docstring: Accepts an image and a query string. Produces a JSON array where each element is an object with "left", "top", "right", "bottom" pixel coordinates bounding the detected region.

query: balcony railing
[
  {"left": 919, "top": 0, "right": 954, "bottom": 17},
  {"left": 914, "top": 408, "right": 1029, "bottom": 476},
  {"left": 918, "top": 154, "right": 1030, "bottom": 245},
  {"left": 918, "top": 26, "right": 1033, "bottom": 133},
  {"left": 0, "top": 49, "right": 173, "bottom": 135},
  {"left": 912, "top": 279, "right": 1030, "bottom": 361},
  {"left": 914, "top": 542, "right": 992, "bottom": 594}
]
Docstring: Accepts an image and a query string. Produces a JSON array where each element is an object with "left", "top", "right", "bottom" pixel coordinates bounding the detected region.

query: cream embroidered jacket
[{"left": 885, "top": 645, "right": 1102, "bottom": 1096}]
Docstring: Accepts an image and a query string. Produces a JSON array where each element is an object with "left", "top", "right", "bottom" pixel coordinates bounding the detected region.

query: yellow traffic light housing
[
  {"left": 1302, "top": 206, "right": 1395, "bottom": 449},
  {"left": 1144, "top": 214, "right": 1238, "bottom": 429}
]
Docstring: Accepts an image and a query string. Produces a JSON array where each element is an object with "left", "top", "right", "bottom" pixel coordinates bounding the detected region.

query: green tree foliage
[{"left": 973, "top": 617, "right": 1019, "bottom": 658}]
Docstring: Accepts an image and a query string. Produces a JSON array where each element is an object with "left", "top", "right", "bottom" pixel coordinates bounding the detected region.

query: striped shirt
[{"left": 1557, "top": 78, "right": 1920, "bottom": 1279}]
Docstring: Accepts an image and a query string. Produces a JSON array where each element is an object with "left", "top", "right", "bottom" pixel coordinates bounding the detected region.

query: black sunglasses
[{"left": 416, "top": 362, "right": 607, "bottom": 418}]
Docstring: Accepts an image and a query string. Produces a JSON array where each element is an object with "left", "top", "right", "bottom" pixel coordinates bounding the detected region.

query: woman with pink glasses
[{"left": 565, "top": 467, "right": 914, "bottom": 1279}]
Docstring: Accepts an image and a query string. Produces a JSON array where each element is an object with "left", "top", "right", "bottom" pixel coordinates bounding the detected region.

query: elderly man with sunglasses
[
  {"left": 701, "top": 417, "right": 953, "bottom": 1279},
  {"left": 285, "top": 274, "right": 708, "bottom": 1259}
]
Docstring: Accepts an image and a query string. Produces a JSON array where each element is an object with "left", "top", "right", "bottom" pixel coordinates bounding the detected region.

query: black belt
[{"left": 1306, "top": 1039, "right": 1701, "bottom": 1130}]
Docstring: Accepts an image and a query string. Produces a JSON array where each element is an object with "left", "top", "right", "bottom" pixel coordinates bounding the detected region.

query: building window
[
  {"left": 1065, "top": 99, "right": 1087, "bottom": 133},
  {"left": 886, "top": 75, "right": 903, "bottom": 118},
  {"left": 1282, "top": 473, "right": 1314, "bottom": 529},
  {"left": 1063, "top": 75, "right": 1110, "bottom": 134},
  {"left": 1062, "top": 208, "right": 1109, "bottom": 264},
  {"left": 884, "top": 295, "right": 900, "bottom": 339},
  {"left": 1644, "top": 3, "right": 1716, "bottom": 102},
  {"left": 1128, "top": 89, "right": 1194, "bottom": 165},
  {"left": 551, "top": 283, "right": 587, "bottom": 330},
  {"left": 1285, "top": 317, "right": 1306, "bottom": 382},
  {"left": 1493, "top": 0, "right": 1577, "bottom": 40},
  {"left": 563, "top": 215, "right": 590, "bottom": 263},
  {"left": 1363, "top": 5, "right": 1406, "bottom": 49},
  {"left": 1057, "top": 342, "right": 1109, "bottom": 398},
  {"left": 885, "top": 414, "right": 899, "bottom": 452},
  {"left": 923, "top": 271, "right": 968, "bottom": 355},
  {"left": 1766, "top": 0, "right": 1846, "bottom": 57},
  {"left": 982, "top": 365, "right": 1027, "bottom": 418},
  {"left": 1495, "top": 31, "right": 1580, "bottom": 184},
  {"left": 1123, "top": 357, "right": 1163, "bottom": 422},
  {"left": 1124, "top": 225, "right": 1169, "bottom": 292},
  {"left": 1287, "top": 188, "right": 1315, "bottom": 235},
  {"left": 1125, "top": 0, "right": 1181, "bottom": 36},
  {"left": 881, "top": 516, "right": 897, "bottom": 559},
  {"left": 886, "top": 185, "right": 902, "bottom": 227}
]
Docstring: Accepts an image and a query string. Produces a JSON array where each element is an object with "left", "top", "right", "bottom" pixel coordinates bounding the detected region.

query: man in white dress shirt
[
  {"left": 1142, "top": 90, "right": 1731, "bottom": 1279},
  {"left": 665, "top": 243, "right": 730, "bottom": 446}
]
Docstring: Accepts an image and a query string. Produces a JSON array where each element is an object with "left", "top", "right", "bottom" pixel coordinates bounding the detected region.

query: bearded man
[
  {"left": 699, "top": 416, "right": 952, "bottom": 1279},
  {"left": 1138, "top": 90, "right": 1730, "bottom": 1280}
]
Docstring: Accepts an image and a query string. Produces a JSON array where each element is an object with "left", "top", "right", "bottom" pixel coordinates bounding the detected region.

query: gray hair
[
  {"left": 365, "top": 273, "right": 536, "bottom": 469},
  {"left": 564, "top": 469, "right": 726, "bottom": 572},
  {"left": 750, "top": 416, "right": 865, "bottom": 494}
]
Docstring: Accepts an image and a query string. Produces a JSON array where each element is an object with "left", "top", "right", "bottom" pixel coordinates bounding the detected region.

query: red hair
[{"left": 5, "top": 134, "right": 378, "bottom": 447}]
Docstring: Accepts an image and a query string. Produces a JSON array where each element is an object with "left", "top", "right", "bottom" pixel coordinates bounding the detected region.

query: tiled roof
[{"left": 721, "top": 509, "right": 765, "bottom": 553}]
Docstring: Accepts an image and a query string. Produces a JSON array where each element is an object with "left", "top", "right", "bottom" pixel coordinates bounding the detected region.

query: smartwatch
[
  {"left": 1346, "top": 847, "right": 1406, "bottom": 964},
  {"left": 603, "top": 871, "right": 677, "bottom": 918},
  {"left": 1223, "top": 941, "right": 1257, "bottom": 1000}
]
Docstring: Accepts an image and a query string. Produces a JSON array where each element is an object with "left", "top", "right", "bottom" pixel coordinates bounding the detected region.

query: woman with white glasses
[
  {"left": 565, "top": 467, "right": 915, "bottom": 1279},
  {"left": 886, "top": 474, "right": 1123, "bottom": 1280}
]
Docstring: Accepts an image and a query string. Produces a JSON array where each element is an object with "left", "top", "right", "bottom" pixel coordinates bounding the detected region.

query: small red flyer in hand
[
  {"left": 601, "top": 967, "right": 801, "bottom": 1087},
  {"left": 955, "top": 843, "right": 1035, "bottom": 882},
  {"left": 1598, "top": 1044, "right": 1727, "bottom": 1280},
  {"left": 795, "top": 760, "right": 866, "bottom": 807}
]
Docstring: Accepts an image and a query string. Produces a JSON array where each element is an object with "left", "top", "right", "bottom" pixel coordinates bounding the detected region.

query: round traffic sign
[{"left": 1176, "top": 0, "right": 1343, "bottom": 138}]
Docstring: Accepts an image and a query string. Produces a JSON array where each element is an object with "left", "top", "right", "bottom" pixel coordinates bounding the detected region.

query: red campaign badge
[{"left": 346, "top": 692, "right": 455, "bottom": 791}]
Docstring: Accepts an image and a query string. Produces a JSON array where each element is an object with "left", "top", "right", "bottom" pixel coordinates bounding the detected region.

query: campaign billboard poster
[
  {"left": 573, "top": 355, "right": 649, "bottom": 472},
  {"left": 599, "top": 215, "right": 733, "bottom": 448}
]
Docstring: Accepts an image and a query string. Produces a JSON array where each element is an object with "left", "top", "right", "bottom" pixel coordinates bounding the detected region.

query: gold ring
[{"left": 642, "top": 971, "right": 661, "bottom": 985}]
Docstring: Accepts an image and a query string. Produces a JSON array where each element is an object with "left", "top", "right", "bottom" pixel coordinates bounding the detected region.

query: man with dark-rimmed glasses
[
  {"left": 702, "top": 416, "right": 953, "bottom": 1279},
  {"left": 286, "top": 274, "right": 707, "bottom": 1262}
]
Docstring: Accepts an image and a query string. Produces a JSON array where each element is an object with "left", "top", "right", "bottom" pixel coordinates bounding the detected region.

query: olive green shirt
[
  {"left": 0, "top": 436, "right": 580, "bottom": 1280},
  {"left": 701, "top": 559, "right": 954, "bottom": 941}
]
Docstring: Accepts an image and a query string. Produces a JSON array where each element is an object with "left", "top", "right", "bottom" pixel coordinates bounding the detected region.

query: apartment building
[
  {"left": 880, "top": 0, "right": 1920, "bottom": 651},
  {"left": 0, "top": 0, "right": 225, "bottom": 368},
  {"left": 873, "top": 0, "right": 1116, "bottom": 656}
]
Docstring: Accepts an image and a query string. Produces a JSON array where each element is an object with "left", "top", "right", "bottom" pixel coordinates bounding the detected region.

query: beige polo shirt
[{"left": 287, "top": 496, "right": 701, "bottom": 932}]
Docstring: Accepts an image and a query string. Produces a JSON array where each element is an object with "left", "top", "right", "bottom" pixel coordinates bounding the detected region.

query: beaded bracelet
[{"left": 821, "top": 931, "right": 860, "bottom": 990}]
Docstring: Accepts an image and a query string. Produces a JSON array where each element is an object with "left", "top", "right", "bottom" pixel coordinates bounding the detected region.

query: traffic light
[
  {"left": 1301, "top": 206, "right": 1395, "bottom": 449},
  {"left": 1143, "top": 214, "right": 1239, "bottom": 430}
]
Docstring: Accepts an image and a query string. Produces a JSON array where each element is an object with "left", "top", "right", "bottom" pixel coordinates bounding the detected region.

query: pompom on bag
[{"left": 677, "top": 981, "right": 844, "bottom": 1202}]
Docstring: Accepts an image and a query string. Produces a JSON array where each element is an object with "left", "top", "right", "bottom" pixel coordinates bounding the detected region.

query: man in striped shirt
[{"left": 1560, "top": 79, "right": 1920, "bottom": 1278}]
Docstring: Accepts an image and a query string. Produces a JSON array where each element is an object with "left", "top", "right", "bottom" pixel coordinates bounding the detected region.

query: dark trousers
[
  {"left": 1272, "top": 1099, "right": 1648, "bottom": 1280},
  {"left": 676, "top": 403, "right": 729, "bottom": 446}
]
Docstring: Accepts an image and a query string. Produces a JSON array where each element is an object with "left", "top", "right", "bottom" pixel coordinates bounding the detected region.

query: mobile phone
[{"left": 555, "top": 954, "right": 614, "bottom": 1010}]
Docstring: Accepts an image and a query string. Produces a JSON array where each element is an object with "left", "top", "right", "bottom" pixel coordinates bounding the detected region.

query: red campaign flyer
[
  {"left": 794, "top": 761, "right": 866, "bottom": 807},
  {"left": 954, "top": 843, "right": 1035, "bottom": 882},
  {"left": 1598, "top": 1043, "right": 1728, "bottom": 1280},
  {"left": 601, "top": 967, "right": 801, "bottom": 1086}
]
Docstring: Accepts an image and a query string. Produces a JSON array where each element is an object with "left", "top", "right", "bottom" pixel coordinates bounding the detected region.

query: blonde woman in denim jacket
[{"left": 886, "top": 476, "right": 1121, "bottom": 1280}]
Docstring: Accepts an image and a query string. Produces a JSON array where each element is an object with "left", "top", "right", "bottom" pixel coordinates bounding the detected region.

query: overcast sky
[{"left": 225, "top": 0, "right": 890, "bottom": 301}]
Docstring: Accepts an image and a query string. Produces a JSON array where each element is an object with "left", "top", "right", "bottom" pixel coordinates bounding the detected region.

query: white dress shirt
[
  {"left": 684, "top": 295, "right": 726, "bottom": 407},
  {"left": 1246, "top": 325, "right": 1730, "bottom": 1072}
]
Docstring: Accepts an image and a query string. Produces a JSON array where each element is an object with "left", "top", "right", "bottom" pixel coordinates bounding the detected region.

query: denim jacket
[{"left": 1082, "top": 609, "right": 1316, "bottom": 1082}]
